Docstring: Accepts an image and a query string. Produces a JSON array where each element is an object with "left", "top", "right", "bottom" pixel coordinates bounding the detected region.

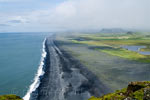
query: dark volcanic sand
[{"left": 30, "top": 37, "right": 109, "bottom": 100}]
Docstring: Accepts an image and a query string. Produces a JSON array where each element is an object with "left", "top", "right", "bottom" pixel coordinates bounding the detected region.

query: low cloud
[
  {"left": 7, "top": 16, "right": 29, "bottom": 24},
  {"left": 8, "top": 20, "right": 22, "bottom": 23},
  {"left": 0, "top": 24, "right": 10, "bottom": 27}
]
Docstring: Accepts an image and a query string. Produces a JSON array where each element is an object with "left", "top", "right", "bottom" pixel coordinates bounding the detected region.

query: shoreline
[
  {"left": 29, "top": 37, "right": 110, "bottom": 100},
  {"left": 23, "top": 38, "right": 47, "bottom": 100},
  {"left": 54, "top": 39, "right": 111, "bottom": 96}
]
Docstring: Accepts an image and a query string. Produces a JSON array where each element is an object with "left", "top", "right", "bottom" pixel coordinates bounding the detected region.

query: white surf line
[{"left": 23, "top": 38, "right": 47, "bottom": 100}]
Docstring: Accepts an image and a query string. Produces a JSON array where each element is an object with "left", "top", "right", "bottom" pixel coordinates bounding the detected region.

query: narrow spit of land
[{"left": 30, "top": 37, "right": 109, "bottom": 100}]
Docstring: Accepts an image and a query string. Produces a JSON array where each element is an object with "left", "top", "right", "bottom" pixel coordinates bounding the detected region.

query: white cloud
[
  {"left": 0, "top": 0, "right": 32, "bottom": 2},
  {"left": 0, "top": 0, "right": 150, "bottom": 32},
  {"left": 8, "top": 16, "right": 28, "bottom": 23},
  {"left": 0, "top": 0, "right": 21, "bottom": 2},
  {"left": 46, "top": 0, "right": 150, "bottom": 30}
]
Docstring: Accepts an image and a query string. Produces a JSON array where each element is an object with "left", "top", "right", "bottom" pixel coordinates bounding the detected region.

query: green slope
[{"left": 89, "top": 81, "right": 150, "bottom": 100}]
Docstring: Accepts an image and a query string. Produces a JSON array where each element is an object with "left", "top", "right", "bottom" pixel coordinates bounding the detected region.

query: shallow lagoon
[{"left": 121, "top": 45, "right": 150, "bottom": 55}]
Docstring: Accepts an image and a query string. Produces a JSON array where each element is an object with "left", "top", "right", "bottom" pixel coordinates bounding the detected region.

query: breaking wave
[{"left": 23, "top": 38, "right": 47, "bottom": 100}]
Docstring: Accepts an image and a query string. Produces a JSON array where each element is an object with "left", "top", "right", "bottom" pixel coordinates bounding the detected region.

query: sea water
[{"left": 0, "top": 32, "right": 49, "bottom": 97}]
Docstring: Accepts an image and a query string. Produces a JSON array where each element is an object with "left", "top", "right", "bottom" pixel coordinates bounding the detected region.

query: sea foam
[{"left": 23, "top": 38, "right": 47, "bottom": 100}]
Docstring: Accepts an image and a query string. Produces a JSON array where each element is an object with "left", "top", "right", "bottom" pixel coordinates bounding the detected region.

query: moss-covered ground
[
  {"left": 0, "top": 94, "right": 22, "bottom": 100},
  {"left": 140, "top": 47, "right": 150, "bottom": 52},
  {"left": 89, "top": 81, "right": 150, "bottom": 100}
]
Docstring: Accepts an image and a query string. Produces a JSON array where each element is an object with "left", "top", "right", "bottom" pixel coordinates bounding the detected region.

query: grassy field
[
  {"left": 89, "top": 81, "right": 150, "bottom": 100},
  {"left": 0, "top": 94, "right": 22, "bottom": 100},
  {"left": 140, "top": 47, "right": 150, "bottom": 51},
  {"left": 70, "top": 32, "right": 150, "bottom": 63}
]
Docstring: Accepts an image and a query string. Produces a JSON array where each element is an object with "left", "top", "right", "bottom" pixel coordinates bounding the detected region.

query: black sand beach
[{"left": 30, "top": 37, "right": 109, "bottom": 100}]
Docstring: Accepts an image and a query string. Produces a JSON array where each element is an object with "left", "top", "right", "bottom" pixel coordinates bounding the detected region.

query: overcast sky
[{"left": 0, "top": 0, "right": 149, "bottom": 32}]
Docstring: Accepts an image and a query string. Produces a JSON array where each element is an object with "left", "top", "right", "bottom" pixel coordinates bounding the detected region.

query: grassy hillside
[
  {"left": 89, "top": 81, "right": 150, "bottom": 100},
  {"left": 0, "top": 94, "right": 22, "bottom": 100}
]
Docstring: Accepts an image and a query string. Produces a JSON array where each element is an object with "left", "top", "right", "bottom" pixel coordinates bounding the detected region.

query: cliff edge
[
  {"left": 0, "top": 94, "right": 22, "bottom": 100},
  {"left": 89, "top": 81, "right": 150, "bottom": 100}
]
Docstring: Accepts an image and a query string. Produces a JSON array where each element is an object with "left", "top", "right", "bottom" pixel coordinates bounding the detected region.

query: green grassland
[
  {"left": 0, "top": 94, "right": 22, "bottom": 100},
  {"left": 89, "top": 81, "right": 150, "bottom": 100},
  {"left": 140, "top": 47, "right": 150, "bottom": 52},
  {"left": 70, "top": 32, "right": 150, "bottom": 63}
]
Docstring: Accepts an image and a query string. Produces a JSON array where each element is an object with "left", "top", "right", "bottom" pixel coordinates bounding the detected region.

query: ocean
[{"left": 0, "top": 32, "right": 50, "bottom": 97}]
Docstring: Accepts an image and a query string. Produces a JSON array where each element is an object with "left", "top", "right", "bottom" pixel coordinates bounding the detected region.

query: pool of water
[{"left": 121, "top": 45, "right": 150, "bottom": 55}]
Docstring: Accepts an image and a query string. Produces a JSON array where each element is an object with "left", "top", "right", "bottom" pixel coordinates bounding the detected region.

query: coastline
[
  {"left": 54, "top": 39, "right": 111, "bottom": 96},
  {"left": 23, "top": 38, "right": 47, "bottom": 100},
  {"left": 26, "top": 36, "right": 110, "bottom": 100}
]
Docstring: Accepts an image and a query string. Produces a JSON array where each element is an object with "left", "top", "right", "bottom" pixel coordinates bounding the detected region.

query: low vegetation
[
  {"left": 89, "top": 81, "right": 150, "bottom": 100},
  {"left": 0, "top": 94, "right": 22, "bottom": 100},
  {"left": 71, "top": 32, "right": 150, "bottom": 62},
  {"left": 99, "top": 48, "right": 150, "bottom": 63},
  {"left": 140, "top": 47, "right": 150, "bottom": 52}
]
